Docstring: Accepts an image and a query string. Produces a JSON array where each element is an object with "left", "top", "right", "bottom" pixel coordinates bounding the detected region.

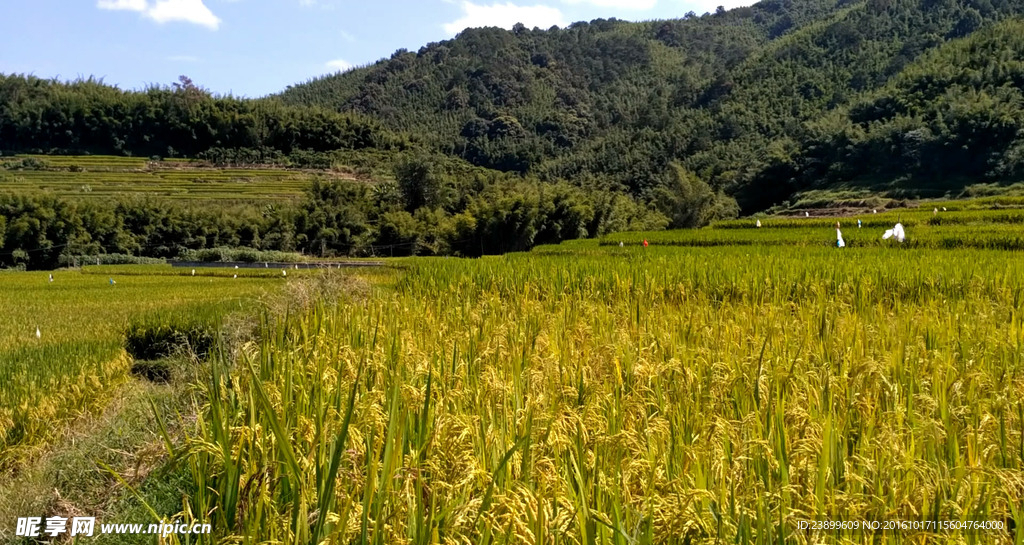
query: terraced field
[{"left": 0, "top": 155, "right": 346, "bottom": 202}]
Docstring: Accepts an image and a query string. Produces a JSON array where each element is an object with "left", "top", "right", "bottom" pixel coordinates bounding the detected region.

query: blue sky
[{"left": 1, "top": 0, "right": 752, "bottom": 98}]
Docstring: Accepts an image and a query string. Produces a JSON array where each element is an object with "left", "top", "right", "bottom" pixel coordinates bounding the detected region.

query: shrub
[
  {"left": 59, "top": 254, "right": 165, "bottom": 267},
  {"left": 130, "top": 359, "right": 173, "bottom": 383},
  {"left": 177, "top": 247, "right": 306, "bottom": 263},
  {"left": 124, "top": 315, "right": 218, "bottom": 361}
]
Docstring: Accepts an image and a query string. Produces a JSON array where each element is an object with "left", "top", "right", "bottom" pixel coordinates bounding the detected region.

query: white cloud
[
  {"left": 679, "top": 0, "right": 754, "bottom": 12},
  {"left": 145, "top": 0, "right": 221, "bottom": 29},
  {"left": 340, "top": 30, "right": 356, "bottom": 43},
  {"left": 562, "top": 0, "right": 755, "bottom": 13},
  {"left": 562, "top": 0, "right": 657, "bottom": 9},
  {"left": 97, "top": 0, "right": 147, "bottom": 11},
  {"left": 98, "top": 0, "right": 220, "bottom": 29},
  {"left": 167, "top": 54, "right": 200, "bottom": 62},
  {"left": 713, "top": 0, "right": 756, "bottom": 9},
  {"left": 443, "top": 1, "right": 567, "bottom": 35},
  {"left": 325, "top": 59, "right": 353, "bottom": 72}
]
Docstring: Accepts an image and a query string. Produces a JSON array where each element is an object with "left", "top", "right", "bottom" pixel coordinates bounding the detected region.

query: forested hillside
[
  {"left": 773, "top": 19, "right": 1024, "bottom": 195},
  {"left": 4, "top": 0, "right": 1024, "bottom": 267},
  {"left": 281, "top": 0, "right": 1024, "bottom": 211}
]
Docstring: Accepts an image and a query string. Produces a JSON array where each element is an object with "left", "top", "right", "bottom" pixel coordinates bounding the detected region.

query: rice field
[
  {"left": 170, "top": 232, "right": 1024, "bottom": 542},
  {"left": 602, "top": 208, "right": 1024, "bottom": 250},
  {"left": 0, "top": 155, "right": 344, "bottom": 203},
  {"left": 3, "top": 200, "right": 1024, "bottom": 543},
  {"left": 0, "top": 265, "right": 284, "bottom": 464}
]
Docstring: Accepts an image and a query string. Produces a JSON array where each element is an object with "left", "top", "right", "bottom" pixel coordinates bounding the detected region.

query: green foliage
[
  {"left": 767, "top": 18, "right": 1024, "bottom": 206},
  {"left": 276, "top": 1, "right": 1024, "bottom": 211},
  {"left": 0, "top": 194, "right": 86, "bottom": 269},
  {"left": 0, "top": 175, "right": 664, "bottom": 266},
  {"left": 124, "top": 312, "right": 219, "bottom": 361},
  {"left": 58, "top": 254, "right": 165, "bottom": 267},
  {"left": 178, "top": 247, "right": 305, "bottom": 263},
  {"left": 442, "top": 181, "right": 602, "bottom": 256},
  {"left": 652, "top": 164, "right": 739, "bottom": 227},
  {"left": 295, "top": 179, "right": 374, "bottom": 256},
  {"left": 375, "top": 210, "right": 420, "bottom": 254},
  {"left": 0, "top": 75, "right": 407, "bottom": 158},
  {"left": 0, "top": 192, "right": 291, "bottom": 269},
  {"left": 393, "top": 154, "right": 451, "bottom": 211}
]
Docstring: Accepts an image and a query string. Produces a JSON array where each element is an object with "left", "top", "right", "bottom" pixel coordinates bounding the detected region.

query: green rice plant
[
  {"left": 124, "top": 309, "right": 221, "bottom": 361},
  {"left": 601, "top": 223, "right": 1024, "bottom": 250}
]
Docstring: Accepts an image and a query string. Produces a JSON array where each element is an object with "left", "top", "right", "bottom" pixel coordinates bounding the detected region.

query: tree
[
  {"left": 652, "top": 164, "right": 737, "bottom": 228},
  {"left": 394, "top": 155, "right": 448, "bottom": 211}
]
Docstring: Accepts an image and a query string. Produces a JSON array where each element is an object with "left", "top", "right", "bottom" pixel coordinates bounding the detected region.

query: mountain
[
  {"left": 3, "top": 0, "right": 1024, "bottom": 222},
  {"left": 279, "top": 0, "right": 1024, "bottom": 212}
]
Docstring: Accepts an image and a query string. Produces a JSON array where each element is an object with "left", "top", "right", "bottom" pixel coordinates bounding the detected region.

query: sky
[{"left": 0, "top": 0, "right": 753, "bottom": 98}]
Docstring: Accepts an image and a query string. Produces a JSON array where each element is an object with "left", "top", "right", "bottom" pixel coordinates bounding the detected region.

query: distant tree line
[
  {"left": 0, "top": 75, "right": 407, "bottom": 159},
  {"left": 0, "top": 156, "right": 676, "bottom": 269}
]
